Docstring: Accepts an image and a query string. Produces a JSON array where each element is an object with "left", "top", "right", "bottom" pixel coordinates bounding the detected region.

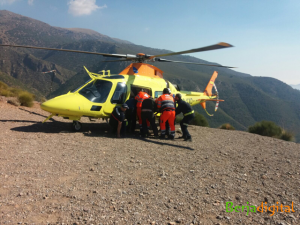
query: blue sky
[{"left": 1, "top": 0, "right": 300, "bottom": 84}]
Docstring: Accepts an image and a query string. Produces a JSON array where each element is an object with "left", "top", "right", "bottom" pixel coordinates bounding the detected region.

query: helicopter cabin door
[{"left": 103, "top": 82, "right": 127, "bottom": 115}]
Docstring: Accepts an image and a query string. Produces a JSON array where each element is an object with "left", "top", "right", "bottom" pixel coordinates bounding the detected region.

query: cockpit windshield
[{"left": 79, "top": 80, "right": 112, "bottom": 103}]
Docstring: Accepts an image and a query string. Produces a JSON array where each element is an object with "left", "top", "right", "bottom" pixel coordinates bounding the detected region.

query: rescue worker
[
  {"left": 141, "top": 96, "right": 158, "bottom": 137},
  {"left": 135, "top": 90, "right": 150, "bottom": 134},
  {"left": 175, "top": 93, "right": 195, "bottom": 142},
  {"left": 109, "top": 103, "right": 129, "bottom": 138},
  {"left": 125, "top": 97, "right": 137, "bottom": 133},
  {"left": 156, "top": 88, "right": 176, "bottom": 139}
]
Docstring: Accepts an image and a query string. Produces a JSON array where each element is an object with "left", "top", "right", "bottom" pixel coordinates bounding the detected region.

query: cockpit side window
[
  {"left": 79, "top": 80, "right": 112, "bottom": 103},
  {"left": 111, "top": 82, "right": 127, "bottom": 104}
]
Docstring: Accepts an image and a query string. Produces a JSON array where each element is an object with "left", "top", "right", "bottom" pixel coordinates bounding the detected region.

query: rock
[{"left": 7, "top": 99, "right": 20, "bottom": 106}]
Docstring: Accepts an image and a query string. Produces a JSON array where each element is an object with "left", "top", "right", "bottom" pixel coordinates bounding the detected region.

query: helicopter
[{"left": 0, "top": 42, "right": 234, "bottom": 131}]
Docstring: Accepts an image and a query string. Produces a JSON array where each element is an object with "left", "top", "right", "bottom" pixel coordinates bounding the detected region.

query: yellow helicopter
[{"left": 0, "top": 42, "right": 233, "bottom": 131}]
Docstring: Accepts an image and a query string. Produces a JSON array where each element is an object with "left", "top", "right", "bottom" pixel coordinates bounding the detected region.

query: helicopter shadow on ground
[
  {"left": 18, "top": 108, "right": 56, "bottom": 122},
  {"left": 10, "top": 121, "right": 194, "bottom": 150},
  {"left": 133, "top": 136, "right": 194, "bottom": 151},
  {"left": 83, "top": 126, "right": 194, "bottom": 151},
  {"left": 9, "top": 120, "right": 109, "bottom": 134},
  {"left": 10, "top": 120, "right": 117, "bottom": 136},
  {"left": 10, "top": 121, "right": 73, "bottom": 133}
]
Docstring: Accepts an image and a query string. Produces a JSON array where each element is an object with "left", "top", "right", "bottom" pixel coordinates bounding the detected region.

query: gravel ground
[{"left": 0, "top": 97, "right": 299, "bottom": 225}]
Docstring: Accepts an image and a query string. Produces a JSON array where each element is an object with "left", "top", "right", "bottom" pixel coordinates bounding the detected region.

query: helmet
[
  {"left": 175, "top": 93, "right": 182, "bottom": 101},
  {"left": 121, "top": 103, "right": 129, "bottom": 109},
  {"left": 163, "top": 88, "right": 171, "bottom": 94}
]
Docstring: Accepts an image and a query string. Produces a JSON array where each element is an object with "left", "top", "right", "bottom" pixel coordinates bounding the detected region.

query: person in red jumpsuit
[
  {"left": 135, "top": 90, "right": 150, "bottom": 134},
  {"left": 156, "top": 88, "right": 176, "bottom": 139}
]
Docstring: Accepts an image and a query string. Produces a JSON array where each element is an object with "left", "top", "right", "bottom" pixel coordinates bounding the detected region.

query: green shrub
[
  {"left": 190, "top": 112, "right": 209, "bottom": 127},
  {"left": 9, "top": 88, "right": 23, "bottom": 97},
  {"left": 40, "top": 97, "right": 47, "bottom": 103},
  {"left": 18, "top": 92, "right": 34, "bottom": 107},
  {"left": 220, "top": 123, "right": 235, "bottom": 130},
  {"left": 175, "top": 112, "right": 208, "bottom": 127},
  {"left": 0, "top": 89, "right": 12, "bottom": 97},
  {"left": 280, "top": 130, "right": 295, "bottom": 142},
  {"left": 175, "top": 116, "right": 183, "bottom": 124},
  {"left": 248, "top": 121, "right": 282, "bottom": 137},
  {"left": 0, "top": 81, "right": 8, "bottom": 90}
]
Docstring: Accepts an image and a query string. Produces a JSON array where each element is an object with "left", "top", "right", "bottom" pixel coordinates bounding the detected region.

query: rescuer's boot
[{"left": 184, "top": 136, "right": 192, "bottom": 142}]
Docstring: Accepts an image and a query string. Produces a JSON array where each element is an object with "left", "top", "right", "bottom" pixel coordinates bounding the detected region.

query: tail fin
[
  {"left": 200, "top": 71, "right": 218, "bottom": 111},
  {"left": 203, "top": 71, "right": 218, "bottom": 96}
]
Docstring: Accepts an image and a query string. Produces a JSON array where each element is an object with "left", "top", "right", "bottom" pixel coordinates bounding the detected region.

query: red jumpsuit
[
  {"left": 135, "top": 91, "right": 150, "bottom": 129},
  {"left": 156, "top": 94, "right": 175, "bottom": 137}
]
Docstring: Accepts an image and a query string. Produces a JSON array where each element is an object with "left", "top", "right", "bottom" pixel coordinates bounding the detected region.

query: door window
[
  {"left": 111, "top": 82, "right": 127, "bottom": 104},
  {"left": 155, "top": 91, "right": 163, "bottom": 98}
]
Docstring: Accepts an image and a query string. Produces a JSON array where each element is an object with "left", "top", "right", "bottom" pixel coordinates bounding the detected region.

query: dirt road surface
[{"left": 0, "top": 98, "right": 299, "bottom": 224}]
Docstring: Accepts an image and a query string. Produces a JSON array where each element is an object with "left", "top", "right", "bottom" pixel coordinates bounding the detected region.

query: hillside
[
  {"left": 0, "top": 98, "right": 299, "bottom": 224},
  {"left": 1, "top": 10, "right": 300, "bottom": 141}
]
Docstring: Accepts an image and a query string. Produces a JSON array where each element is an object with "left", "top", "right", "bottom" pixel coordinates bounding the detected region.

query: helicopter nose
[
  {"left": 41, "top": 99, "right": 59, "bottom": 112},
  {"left": 41, "top": 94, "right": 85, "bottom": 115}
]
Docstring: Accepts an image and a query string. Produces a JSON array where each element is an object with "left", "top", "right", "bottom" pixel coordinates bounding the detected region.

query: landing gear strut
[{"left": 72, "top": 120, "right": 82, "bottom": 132}]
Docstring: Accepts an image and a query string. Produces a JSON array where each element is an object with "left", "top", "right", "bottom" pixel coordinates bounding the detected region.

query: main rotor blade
[
  {"left": 156, "top": 58, "right": 235, "bottom": 68},
  {"left": 148, "top": 42, "right": 233, "bottom": 59},
  {"left": 102, "top": 59, "right": 135, "bottom": 62},
  {"left": 0, "top": 44, "right": 129, "bottom": 58}
]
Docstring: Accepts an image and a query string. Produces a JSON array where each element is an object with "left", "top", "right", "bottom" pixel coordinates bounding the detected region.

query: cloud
[
  {"left": 28, "top": 0, "right": 33, "bottom": 5},
  {"left": 0, "top": 0, "right": 18, "bottom": 5},
  {"left": 68, "top": 0, "right": 107, "bottom": 16}
]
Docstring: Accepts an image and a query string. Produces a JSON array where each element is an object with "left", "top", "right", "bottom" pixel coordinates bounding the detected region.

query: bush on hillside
[
  {"left": 0, "top": 81, "right": 8, "bottom": 90},
  {"left": 0, "top": 81, "right": 35, "bottom": 107},
  {"left": 0, "top": 89, "right": 12, "bottom": 97},
  {"left": 175, "top": 112, "right": 209, "bottom": 127},
  {"left": 280, "top": 130, "right": 294, "bottom": 142},
  {"left": 248, "top": 121, "right": 282, "bottom": 137},
  {"left": 190, "top": 112, "right": 209, "bottom": 127},
  {"left": 0, "top": 86, "right": 23, "bottom": 97},
  {"left": 18, "top": 91, "right": 34, "bottom": 107},
  {"left": 248, "top": 121, "right": 295, "bottom": 142},
  {"left": 40, "top": 97, "right": 47, "bottom": 103},
  {"left": 175, "top": 116, "right": 183, "bottom": 124},
  {"left": 9, "top": 88, "right": 23, "bottom": 97},
  {"left": 219, "top": 123, "right": 235, "bottom": 130}
]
